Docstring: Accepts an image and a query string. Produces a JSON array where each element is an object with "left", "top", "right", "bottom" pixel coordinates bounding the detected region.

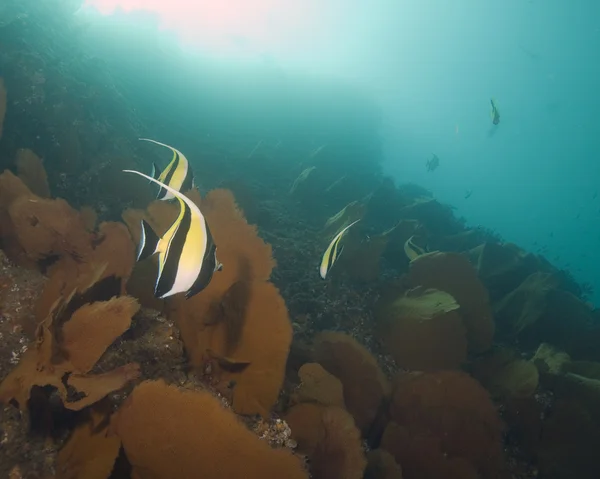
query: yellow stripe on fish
[
  {"left": 140, "top": 138, "right": 194, "bottom": 200},
  {"left": 319, "top": 219, "right": 360, "bottom": 279},
  {"left": 124, "top": 169, "right": 221, "bottom": 299}
]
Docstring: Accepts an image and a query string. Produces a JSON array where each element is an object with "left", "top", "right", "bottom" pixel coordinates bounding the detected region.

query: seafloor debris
[{"left": 251, "top": 417, "right": 297, "bottom": 449}]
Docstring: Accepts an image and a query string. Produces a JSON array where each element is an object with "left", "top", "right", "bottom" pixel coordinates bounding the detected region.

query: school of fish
[{"left": 129, "top": 139, "right": 434, "bottom": 300}]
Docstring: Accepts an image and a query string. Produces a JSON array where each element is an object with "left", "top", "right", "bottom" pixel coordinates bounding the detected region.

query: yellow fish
[
  {"left": 124, "top": 169, "right": 221, "bottom": 299},
  {"left": 319, "top": 219, "right": 360, "bottom": 279},
  {"left": 140, "top": 138, "right": 194, "bottom": 200}
]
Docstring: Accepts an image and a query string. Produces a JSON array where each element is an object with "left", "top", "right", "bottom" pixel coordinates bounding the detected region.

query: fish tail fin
[
  {"left": 150, "top": 163, "right": 167, "bottom": 199},
  {"left": 137, "top": 219, "right": 160, "bottom": 261}
]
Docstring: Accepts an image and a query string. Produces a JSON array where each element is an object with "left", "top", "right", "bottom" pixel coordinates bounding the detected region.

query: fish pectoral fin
[{"left": 137, "top": 219, "right": 161, "bottom": 261}]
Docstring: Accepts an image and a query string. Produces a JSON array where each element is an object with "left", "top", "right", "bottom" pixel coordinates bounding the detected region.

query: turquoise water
[
  {"left": 78, "top": 0, "right": 600, "bottom": 304},
  {"left": 380, "top": 1, "right": 600, "bottom": 305},
  {"left": 5, "top": 0, "right": 595, "bottom": 303}
]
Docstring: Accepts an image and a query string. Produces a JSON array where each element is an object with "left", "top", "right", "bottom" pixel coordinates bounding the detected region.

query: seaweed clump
[
  {"left": 285, "top": 402, "right": 366, "bottom": 479},
  {"left": 381, "top": 371, "right": 505, "bottom": 479},
  {"left": 313, "top": 331, "right": 390, "bottom": 436},
  {"left": 0, "top": 290, "right": 140, "bottom": 413},
  {"left": 111, "top": 380, "right": 308, "bottom": 479},
  {"left": 375, "top": 286, "right": 467, "bottom": 371}
]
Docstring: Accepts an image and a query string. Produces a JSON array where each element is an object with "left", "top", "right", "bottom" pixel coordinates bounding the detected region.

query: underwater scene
[{"left": 1, "top": 0, "right": 600, "bottom": 478}]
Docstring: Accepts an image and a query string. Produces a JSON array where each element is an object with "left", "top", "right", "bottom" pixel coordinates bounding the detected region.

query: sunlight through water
[{"left": 85, "top": 0, "right": 335, "bottom": 70}]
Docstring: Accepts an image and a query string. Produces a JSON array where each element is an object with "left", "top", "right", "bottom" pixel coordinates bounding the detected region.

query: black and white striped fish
[
  {"left": 123, "top": 169, "right": 222, "bottom": 299},
  {"left": 319, "top": 219, "right": 360, "bottom": 279},
  {"left": 140, "top": 138, "right": 194, "bottom": 200},
  {"left": 403, "top": 235, "right": 428, "bottom": 261}
]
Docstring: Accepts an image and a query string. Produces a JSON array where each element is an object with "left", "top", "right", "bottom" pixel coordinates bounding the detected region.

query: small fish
[
  {"left": 490, "top": 99, "right": 500, "bottom": 125},
  {"left": 123, "top": 169, "right": 222, "bottom": 299},
  {"left": 464, "top": 189, "right": 473, "bottom": 199},
  {"left": 426, "top": 154, "right": 440, "bottom": 172},
  {"left": 404, "top": 235, "right": 428, "bottom": 261},
  {"left": 140, "top": 138, "right": 194, "bottom": 200},
  {"left": 325, "top": 175, "right": 347, "bottom": 193},
  {"left": 319, "top": 220, "right": 360, "bottom": 279}
]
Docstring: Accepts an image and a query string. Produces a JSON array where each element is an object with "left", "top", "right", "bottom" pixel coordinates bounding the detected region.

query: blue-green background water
[{"left": 72, "top": 0, "right": 600, "bottom": 304}]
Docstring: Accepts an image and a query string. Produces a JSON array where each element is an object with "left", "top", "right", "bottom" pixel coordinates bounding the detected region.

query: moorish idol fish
[
  {"left": 139, "top": 138, "right": 194, "bottom": 201},
  {"left": 123, "top": 169, "right": 222, "bottom": 299},
  {"left": 490, "top": 99, "right": 500, "bottom": 125},
  {"left": 319, "top": 219, "right": 360, "bottom": 279},
  {"left": 404, "top": 235, "right": 428, "bottom": 262}
]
